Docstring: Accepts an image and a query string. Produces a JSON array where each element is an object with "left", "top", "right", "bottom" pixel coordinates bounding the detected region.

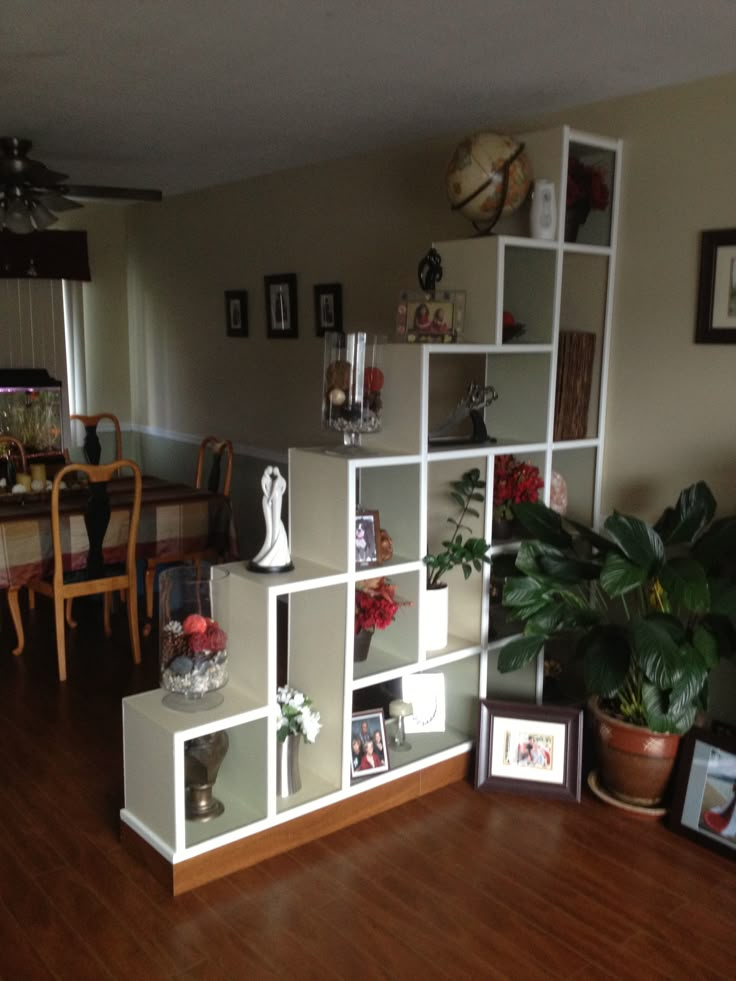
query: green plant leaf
[
  {"left": 600, "top": 552, "right": 648, "bottom": 596},
  {"left": 564, "top": 517, "right": 617, "bottom": 554},
  {"left": 692, "top": 624, "right": 720, "bottom": 669},
  {"left": 512, "top": 501, "right": 573, "bottom": 548},
  {"left": 497, "top": 634, "right": 546, "bottom": 672},
  {"left": 581, "top": 626, "right": 631, "bottom": 697},
  {"left": 641, "top": 683, "right": 697, "bottom": 734},
  {"left": 537, "top": 553, "right": 602, "bottom": 582},
  {"left": 654, "top": 481, "right": 716, "bottom": 545},
  {"left": 630, "top": 614, "right": 686, "bottom": 688},
  {"left": 692, "top": 516, "right": 736, "bottom": 569},
  {"left": 708, "top": 578, "right": 736, "bottom": 618},
  {"left": 658, "top": 558, "right": 710, "bottom": 615},
  {"left": 604, "top": 513, "right": 665, "bottom": 572}
]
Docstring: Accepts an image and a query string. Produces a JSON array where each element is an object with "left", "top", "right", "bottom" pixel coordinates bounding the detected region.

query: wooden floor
[{"left": 1, "top": 593, "right": 735, "bottom": 981}]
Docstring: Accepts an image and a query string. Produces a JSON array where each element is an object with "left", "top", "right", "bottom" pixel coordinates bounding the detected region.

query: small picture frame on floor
[
  {"left": 669, "top": 726, "right": 736, "bottom": 859},
  {"left": 475, "top": 699, "right": 583, "bottom": 801}
]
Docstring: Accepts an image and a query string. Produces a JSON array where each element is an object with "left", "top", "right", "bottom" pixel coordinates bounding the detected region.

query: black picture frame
[
  {"left": 225, "top": 290, "right": 248, "bottom": 338},
  {"left": 669, "top": 726, "right": 736, "bottom": 859},
  {"left": 355, "top": 509, "right": 380, "bottom": 569},
  {"left": 695, "top": 228, "right": 736, "bottom": 344},
  {"left": 351, "top": 709, "right": 389, "bottom": 779},
  {"left": 314, "top": 283, "right": 343, "bottom": 336},
  {"left": 475, "top": 699, "right": 583, "bottom": 802},
  {"left": 264, "top": 273, "right": 298, "bottom": 339}
]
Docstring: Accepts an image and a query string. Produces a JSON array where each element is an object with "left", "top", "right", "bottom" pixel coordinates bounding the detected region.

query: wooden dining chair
[
  {"left": 143, "top": 436, "right": 233, "bottom": 632},
  {"left": 0, "top": 434, "right": 28, "bottom": 482},
  {"left": 70, "top": 413, "right": 123, "bottom": 466},
  {"left": 24, "top": 459, "right": 143, "bottom": 682}
]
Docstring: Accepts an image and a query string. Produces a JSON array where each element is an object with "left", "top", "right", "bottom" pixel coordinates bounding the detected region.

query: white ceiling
[{"left": 3, "top": 0, "right": 736, "bottom": 197}]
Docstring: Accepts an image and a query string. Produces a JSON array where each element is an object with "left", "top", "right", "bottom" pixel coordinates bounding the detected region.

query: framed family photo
[
  {"left": 314, "top": 283, "right": 343, "bottom": 336},
  {"left": 225, "top": 290, "right": 248, "bottom": 337},
  {"left": 695, "top": 228, "right": 736, "bottom": 343},
  {"left": 355, "top": 509, "right": 380, "bottom": 568},
  {"left": 265, "top": 273, "right": 298, "bottom": 338},
  {"left": 475, "top": 699, "right": 583, "bottom": 801},
  {"left": 350, "top": 709, "right": 389, "bottom": 779},
  {"left": 395, "top": 289, "right": 465, "bottom": 344},
  {"left": 670, "top": 726, "right": 736, "bottom": 859}
]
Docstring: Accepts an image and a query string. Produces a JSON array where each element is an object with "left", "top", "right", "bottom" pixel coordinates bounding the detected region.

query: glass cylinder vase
[
  {"left": 322, "top": 331, "right": 384, "bottom": 449},
  {"left": 159, "top": 562, "right": 230, "bottom": 712}
]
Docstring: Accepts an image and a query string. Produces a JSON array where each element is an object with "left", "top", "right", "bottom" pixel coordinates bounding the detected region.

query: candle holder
[{"left": 388, "top": 699, "right": 413, "bottom": 752}]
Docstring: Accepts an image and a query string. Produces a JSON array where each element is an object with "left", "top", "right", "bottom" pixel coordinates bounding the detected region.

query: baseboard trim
[{"left": 120, "top": 751, "right": 471, "bottom": 895}]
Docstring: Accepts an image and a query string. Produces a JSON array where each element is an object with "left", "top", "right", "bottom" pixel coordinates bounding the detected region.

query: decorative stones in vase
[
  {"left": 322, "top": 331, "right": 384, "bottom": 450},
  {"left": 159, "top": 562, "right": 230, "bottom": 712}
]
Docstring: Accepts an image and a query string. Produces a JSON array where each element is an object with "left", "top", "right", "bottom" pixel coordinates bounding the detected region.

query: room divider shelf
[{"left": 120, "top": 123, "right": 621, "bottom": 893}]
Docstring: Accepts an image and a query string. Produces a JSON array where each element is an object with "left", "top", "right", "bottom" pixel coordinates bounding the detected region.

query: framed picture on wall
[
  {"left": 695, "top": 228, "right": 736, "bottom": 344},
  {"left": 225, "top": 290, "right": 248, "bottom": 337},
  {"left": 264, "top": 273, "right": 298, "bottom": 338},
  {"left": 314, "top": 283, "right": 343, "bottom": 335}
]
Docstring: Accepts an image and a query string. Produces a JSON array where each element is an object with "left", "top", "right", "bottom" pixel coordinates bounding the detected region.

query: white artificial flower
[{"left": 301, "top": 710, "right": 322, "bottom": 744}]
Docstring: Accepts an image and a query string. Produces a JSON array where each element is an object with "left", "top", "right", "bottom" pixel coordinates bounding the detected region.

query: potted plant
[
  {"left": 354, "top": 576, "right": 410, "bottom": 662},
  {"left": 497, "top": 482, "right": 736, "bottom": 807},
  {"left": 275, "top": 685, "right": 322, "bottom": 797},
  {"left": 424, "top": 468, "right": 492, "bottom": 650},
  {"left": 492, "top": 454, "right": 544, "bottom": 540}
]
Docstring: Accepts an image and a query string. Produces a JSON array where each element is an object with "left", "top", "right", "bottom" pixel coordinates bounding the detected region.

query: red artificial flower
[
  {"left": 182, "top": 613, "right": 208, "bottom": 635},
  {"left": 567, "top": 156, "right": 610, "bottom": 213},
  {"left": 355, "top": 577, "right": 409, "bottom": 634},
  {"left": 494, "top": 455, "right": 544, "bottom": 516}
]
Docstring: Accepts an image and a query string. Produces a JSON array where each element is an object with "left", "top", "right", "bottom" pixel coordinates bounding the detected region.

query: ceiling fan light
[
  {"left": 29, "top": 199, "right": 58, "bottom": 230},
  {"left": 3, "top": 198, "right": 34, "bottom": 234}
]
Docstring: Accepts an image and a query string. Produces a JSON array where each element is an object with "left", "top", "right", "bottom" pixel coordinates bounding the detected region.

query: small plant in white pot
[{"left": 423, "top": 468, "right": 491, "bottom": 651}]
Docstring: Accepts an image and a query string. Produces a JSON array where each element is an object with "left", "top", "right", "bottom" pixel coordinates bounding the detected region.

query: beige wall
[{"left": 81, "top": 72, "right": 736, "bottom": 521}]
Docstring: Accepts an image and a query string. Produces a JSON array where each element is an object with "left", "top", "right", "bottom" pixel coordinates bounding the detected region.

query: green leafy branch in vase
[{"left": 424, "top": 468, "right": 491, "bottom": 589}]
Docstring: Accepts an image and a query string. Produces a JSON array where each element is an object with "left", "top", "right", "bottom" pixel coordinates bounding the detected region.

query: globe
[{"left": 446, "top": 132, "right": 532, "bottom": 230}]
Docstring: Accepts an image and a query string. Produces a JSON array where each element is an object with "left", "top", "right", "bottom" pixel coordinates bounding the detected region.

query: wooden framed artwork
[
  {"left": 355, "top": 509, "right": 380, "bottom": 568},
  {"left": 351, "top": 709, "right": 389, "bottom": 778},
  {"left": 314, "top": 283, "right": 343, "bottom": 336},
  {"left": 225, "top": 290, "right": 248, "bottom": 338},
  {"left": 695, "top": 228, "right": 736, "bottom": 343},
  {"left": 475, "top": 699, "right": 583, "bottom": 801},
  {"left": 264, "top": 273, "right": 298, "bottom": 338},
  {"left": 669, "top": 726, "right": 736, "bottom": 859},
  {"left": 395, "top": 289, "right": 465, "bottom": 344}
]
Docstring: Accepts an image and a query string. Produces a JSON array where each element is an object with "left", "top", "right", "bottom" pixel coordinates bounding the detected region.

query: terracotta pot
[{"left": 589, "top": 697, "right": 681, "bottom": 808}]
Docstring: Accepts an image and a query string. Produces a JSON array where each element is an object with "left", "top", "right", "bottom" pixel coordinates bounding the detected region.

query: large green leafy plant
[
  {"left": 424, "top": 468, "right": 491, "bottom": 588},
  {"left": 498, "top": 482, "right": 736, "bottom": 735}
]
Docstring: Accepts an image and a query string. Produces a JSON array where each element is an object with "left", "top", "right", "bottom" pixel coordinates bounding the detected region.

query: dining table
[{"left": 0, "top": 475, "right": 239, "bottom": 655}]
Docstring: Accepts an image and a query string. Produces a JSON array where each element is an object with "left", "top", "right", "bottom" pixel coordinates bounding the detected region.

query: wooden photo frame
[
  {"left": 669, "top": 726, "right": 736, "bottom": 859},
  {"left": 314, "top": 283, "right": 343, "bottom": 336},
  {"left": 225, "top": 290, "right": 248, "bottom": 338},
  {"left": 475, "top": 699, "right": 583, "bottom": 801},
  {"left": 351, "top": 709, "right": 389, "bottom": 779},
  {"left": 695, "top": 228, "right": 736, "bottom": 343},
  {"left": 355, "top": 509, "right": 380, "bottom": 568},
  {"left": 264, "top": 273, "right": 298, "bottom": 338},
  {"left": 395, "top": 289, "right": 465, "bottom": 344}
]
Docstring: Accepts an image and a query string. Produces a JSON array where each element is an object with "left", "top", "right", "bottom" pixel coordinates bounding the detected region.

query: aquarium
[{"left": 0, "top": 368, "right": 65, "bottom": 459}]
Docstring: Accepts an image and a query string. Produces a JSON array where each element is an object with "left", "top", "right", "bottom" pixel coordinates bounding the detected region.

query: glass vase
[
  {"left": 322, "top": 332, "right": 384, "bottom": 450},
  {"left": 159, "top": 562, "right": 230, "bottom": 712}
]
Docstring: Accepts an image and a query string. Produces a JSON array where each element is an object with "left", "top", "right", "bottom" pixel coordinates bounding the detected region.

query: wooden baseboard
[{"left": 121, "top": 751, "right": 471, "bottom": 895}]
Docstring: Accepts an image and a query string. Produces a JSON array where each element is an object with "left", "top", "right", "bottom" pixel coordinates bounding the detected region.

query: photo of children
[{"left": 503, "top": 730, "right": 554, "bottom": 770}]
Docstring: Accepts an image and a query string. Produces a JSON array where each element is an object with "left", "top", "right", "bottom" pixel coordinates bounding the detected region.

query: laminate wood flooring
[{"left": 1, "top": 594, "right": 734, "bottom": 980}]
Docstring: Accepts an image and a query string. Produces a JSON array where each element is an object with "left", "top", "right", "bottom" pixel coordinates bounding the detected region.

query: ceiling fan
[{"left": 0, "top": 137, "right": 162, "bottom": 234}]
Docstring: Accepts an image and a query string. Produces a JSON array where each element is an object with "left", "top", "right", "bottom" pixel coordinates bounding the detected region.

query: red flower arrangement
[
  {"left": 493, "top": 454, "right": 544, "bottom": 521},
  {"left": 355, "top": 577, "right": 409, "bottom": 635},
  {"left": 566, "top": 156, "right": 610, "bottom": 219}
]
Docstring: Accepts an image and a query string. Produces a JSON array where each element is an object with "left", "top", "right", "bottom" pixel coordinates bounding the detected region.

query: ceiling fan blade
[
  {"left": 64, "top": 184, "right": 163, "bottom": 202},
  {"left": 38, "top": 190, "right": 83, "bottom": 212}
]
